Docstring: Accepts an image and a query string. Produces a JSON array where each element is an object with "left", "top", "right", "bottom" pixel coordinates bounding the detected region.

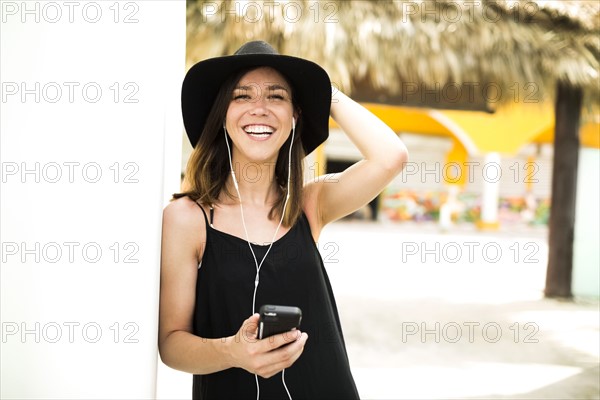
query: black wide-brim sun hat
[{"left": 181, "top": 41, "right": 332, "bottom": 156}]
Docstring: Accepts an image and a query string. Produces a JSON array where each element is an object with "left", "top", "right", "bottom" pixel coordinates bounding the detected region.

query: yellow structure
[
  {"left": 326, "top": 103, "right": 599, "bottom": 228},
  {"left": 330, "top": 102, "right": 598, "bottom": 154}
]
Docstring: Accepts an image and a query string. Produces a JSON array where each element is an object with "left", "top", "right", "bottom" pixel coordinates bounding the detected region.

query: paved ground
[{"left": 157, "top": 220, "right": 600, "bottom": 399}]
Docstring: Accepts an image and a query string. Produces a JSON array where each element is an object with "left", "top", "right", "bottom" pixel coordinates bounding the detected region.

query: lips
[{"left": 243, "top": 124, "right": 275, "bottom": 140}]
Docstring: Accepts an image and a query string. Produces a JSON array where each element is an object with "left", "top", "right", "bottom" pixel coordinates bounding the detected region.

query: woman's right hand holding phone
[{"left": 226, "top": 314, "right": 308, "bottom": 378}]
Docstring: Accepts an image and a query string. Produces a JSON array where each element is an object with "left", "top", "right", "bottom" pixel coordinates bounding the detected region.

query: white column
[
  {"left": 478, "top": 152, "right": 501, "bottom": 229},
  {"left": 0, "top": 1, "right": 185, "bottom": 398},
  {"left": 573, "top": 148, "right": 600, "bottom": 297},
  {"left": 439, "top": 184, "right": 461, "bottom": 231}
]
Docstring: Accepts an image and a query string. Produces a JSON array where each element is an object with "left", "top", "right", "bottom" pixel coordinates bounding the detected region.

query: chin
[{"left": 242, "top": 149, "right": 280, "bottom": 164}]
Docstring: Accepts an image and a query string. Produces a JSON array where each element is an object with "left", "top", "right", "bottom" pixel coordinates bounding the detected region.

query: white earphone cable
[{"left": 223, "top": 120, "right": 295, "bottom": 400}]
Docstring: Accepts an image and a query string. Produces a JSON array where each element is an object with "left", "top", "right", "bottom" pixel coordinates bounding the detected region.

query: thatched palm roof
[
  {"left": 186, "top": 0, "right": 598, "bottom": 298},
  {"left": 186, "top": 0, "right": 599, "bottom": 113}
]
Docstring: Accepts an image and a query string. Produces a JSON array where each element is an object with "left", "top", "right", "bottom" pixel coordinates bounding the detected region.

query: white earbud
[
  {"left": 221, "top": 114, "right": 295, "bottom": 400},
  {"left": 231, "top": 170, "right": 239, "bottom": 191},
  {"left": 223, "top": 124, "right": 239, "bottom": 192}
]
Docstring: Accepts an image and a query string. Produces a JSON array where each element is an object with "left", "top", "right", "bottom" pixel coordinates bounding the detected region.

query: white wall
[
  {"left": 0, "top": 1, "right": 185, "bottom": 397},
  {"left": 573, "top": 148, "right": 600, "bottom": 298}
]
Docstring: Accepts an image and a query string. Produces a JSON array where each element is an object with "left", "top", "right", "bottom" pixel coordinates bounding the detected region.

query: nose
[{"left": 249, "top": 94, "right": 269, "bottom": 116}]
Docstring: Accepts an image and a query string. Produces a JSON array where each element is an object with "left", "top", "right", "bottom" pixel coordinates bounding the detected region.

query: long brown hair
[{"left": 173, "top": 67, "right": 305, "bottom": 227}]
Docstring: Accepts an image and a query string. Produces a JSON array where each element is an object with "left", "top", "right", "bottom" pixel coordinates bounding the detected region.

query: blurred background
[
  {"left": 157, "top": 1, "right": 600, "bottom": 399},
  {"left": 2, "top": 0, "right": 597, "bottom": 398}
]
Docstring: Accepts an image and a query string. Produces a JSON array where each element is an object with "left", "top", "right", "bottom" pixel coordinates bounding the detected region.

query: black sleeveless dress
[{"left": 192, "top": 204, "right": 360, "bottom": 399}]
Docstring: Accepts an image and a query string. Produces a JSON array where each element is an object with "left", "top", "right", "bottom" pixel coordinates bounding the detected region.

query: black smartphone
[{"left": 258, "top": 305, "right": 302, "bottom": 340}]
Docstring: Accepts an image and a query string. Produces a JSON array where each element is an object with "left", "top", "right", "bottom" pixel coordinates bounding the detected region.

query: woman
[{"left": 159, "top": 41, "right": 408, "bottom": 399}]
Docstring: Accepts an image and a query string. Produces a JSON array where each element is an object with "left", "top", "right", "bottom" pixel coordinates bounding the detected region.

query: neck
[{"left": 227, "top": 159, "right": 280, "bottom": 206}]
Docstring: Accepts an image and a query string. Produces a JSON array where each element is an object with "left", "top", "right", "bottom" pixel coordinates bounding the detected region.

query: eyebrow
[
  {"left": 266, "top": 84, "right": 289, "bottom": 92},
  {"left": 234, "top": 84, "right": 290, "bottom": 93}
]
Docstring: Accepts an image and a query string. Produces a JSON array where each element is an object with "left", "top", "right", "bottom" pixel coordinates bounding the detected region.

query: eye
[
  {"left": 267, "top": 89, "right": 288, "bottom": 101},
  {"left": 233, "top": 93, "right": 250, "bottom": 101}
]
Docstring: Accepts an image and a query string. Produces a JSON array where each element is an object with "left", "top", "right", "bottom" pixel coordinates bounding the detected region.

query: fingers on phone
[
  {"left": 282, "top": 329, "right": 301, "bottom": 342},
  {"left": 262, "top": 330, "right": 306, "bottom": 352},
  {"left": 278, "top": 333, "right": 307, "bottom": 364},
  {"left": 254, "top": 333, "right": 308, "bottom": 378}
]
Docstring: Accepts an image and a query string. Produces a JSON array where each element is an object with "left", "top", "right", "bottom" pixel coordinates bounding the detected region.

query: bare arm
[
  {"left": 158, "top": 198, "right": 307, "bottom": 377},
  {"left": 306, "top": 90, "right": 408, "bottom": 228},
  {"left": 158, "top": 198, "right": 229, "bottom": 374}
]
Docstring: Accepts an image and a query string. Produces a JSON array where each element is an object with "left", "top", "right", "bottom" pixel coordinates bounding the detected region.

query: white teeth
[{"left": 243, "top": 125, "right": 274, "bottom": 134}]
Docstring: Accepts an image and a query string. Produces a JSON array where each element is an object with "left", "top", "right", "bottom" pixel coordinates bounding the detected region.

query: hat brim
[{"left": 182, "top": 53, "right": 331, "bottom": 155}]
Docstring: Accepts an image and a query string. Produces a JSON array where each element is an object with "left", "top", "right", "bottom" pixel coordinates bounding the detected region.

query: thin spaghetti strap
[{"left": 193, "top": 201, "right": 212, "bottom": 229}]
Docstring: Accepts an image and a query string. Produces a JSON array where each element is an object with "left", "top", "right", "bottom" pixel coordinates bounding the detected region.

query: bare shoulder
[
  {"left": 162, "top": 197, "right": 206, "bottom": 262},
  {"left": 164, "top": 196, "right": 203, "bottom": 223}
]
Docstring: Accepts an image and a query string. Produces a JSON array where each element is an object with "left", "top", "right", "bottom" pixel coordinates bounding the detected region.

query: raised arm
[{"left": 307, "top": 90, "right": 408, "bottom": 228}]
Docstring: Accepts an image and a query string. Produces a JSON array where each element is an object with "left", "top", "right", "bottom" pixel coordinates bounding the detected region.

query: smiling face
[{"left": 225, "top": 67, "right": 296, "bottom": 164}]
